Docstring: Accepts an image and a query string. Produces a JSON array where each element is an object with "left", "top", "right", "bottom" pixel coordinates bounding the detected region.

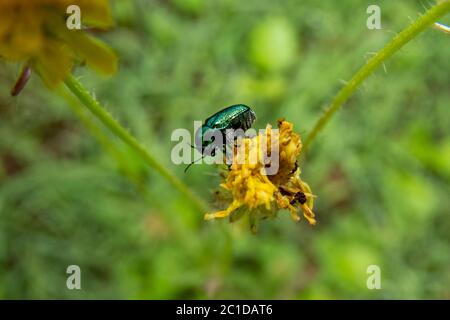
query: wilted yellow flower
[
  {"left": 0, "top": 0, "right": 117, "bottom": 89},
  {"left": 205, "top": 119, "right": 316, "bottom": 229}
]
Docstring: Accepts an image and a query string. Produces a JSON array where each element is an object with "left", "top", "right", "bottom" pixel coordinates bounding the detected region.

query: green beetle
[{"left": 185, "top": 104, "right": 256, "bottom": 172}]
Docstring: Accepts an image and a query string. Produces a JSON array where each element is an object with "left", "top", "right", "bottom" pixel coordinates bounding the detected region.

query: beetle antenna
[{"left": 184, "top": 155, "right": 205, "bottom": 173}]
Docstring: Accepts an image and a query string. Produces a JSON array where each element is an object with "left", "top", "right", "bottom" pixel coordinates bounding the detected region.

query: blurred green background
[{"left": 1, "top": 0, "right": 449, "bottom": 299}]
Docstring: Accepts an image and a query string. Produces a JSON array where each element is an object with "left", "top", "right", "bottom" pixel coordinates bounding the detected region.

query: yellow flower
[
  {"left": 205, "top": 119, "right": 316, "bottom": 229},
  {"left": 0, "top": 0, "right": 117, "bottom": 89}
]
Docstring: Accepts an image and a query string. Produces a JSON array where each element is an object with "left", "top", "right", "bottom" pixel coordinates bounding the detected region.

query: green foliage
[
  {"left": 248, "top": 16, "right": 299, "bottom": 72},
  {"left": 0, "top": 0, "right": 449, "bottom": 299}
]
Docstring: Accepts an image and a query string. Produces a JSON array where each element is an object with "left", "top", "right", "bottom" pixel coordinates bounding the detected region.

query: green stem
[
  {"left": 64, "top": 74, "right": 207, "bottom": 213},
  {"left": 303, "top": 0, "right": 450, "bottom": 152},
  {"left": 58, "top": 86, "right": 142, "bottom": 186}
]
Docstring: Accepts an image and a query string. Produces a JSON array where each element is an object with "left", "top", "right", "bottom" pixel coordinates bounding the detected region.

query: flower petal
[
  {"left": 66, "top": 31, "right": 118, "bottom": 75},
  {"left": 78, "top": 0, "right": 114, "bottom": 28},
  {"left": 33, "top": 41, "right": 74, "bottom": 88}
]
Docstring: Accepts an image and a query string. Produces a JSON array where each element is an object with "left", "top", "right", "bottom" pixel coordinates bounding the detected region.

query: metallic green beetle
[{"left": 185, "top": 104, "right": 257, "bottom": 172}]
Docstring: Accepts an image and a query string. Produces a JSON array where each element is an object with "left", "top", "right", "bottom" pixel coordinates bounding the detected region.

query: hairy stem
[
  {"left": 58, "top": 86, "right": 142, "bottom": 186},
  {"left": 304, "top": 1, "right": 450, "bottom": 151},
  {"left": 64, "top": 74, "right": 207, "bottom": 213}
]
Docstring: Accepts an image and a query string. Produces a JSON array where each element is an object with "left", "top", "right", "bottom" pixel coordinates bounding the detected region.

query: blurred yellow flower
[
  {"left": 205, "top": 119, "right": 316, "bottom": 229},
  {"left": 0, "top": 0, "right": 117, "bottom": 89}
]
